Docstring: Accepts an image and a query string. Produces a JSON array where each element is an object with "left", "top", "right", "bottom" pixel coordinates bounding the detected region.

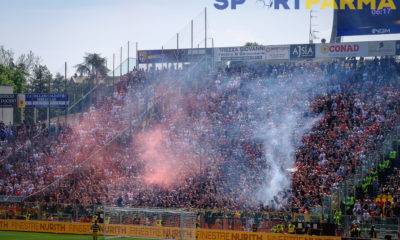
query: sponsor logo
[
  {"left": 320, "top": 44, "right": 360, "bottom": 54},
  {"left": 214, "top": 0, "right": 246, "bottom": 10},
  {"left": 372, "top": 28, "right": 391, "bottom": 34},
  {"left": 368, "top": 41, "right": 396, "bottom": 56},
  {"left": 265, "top": 46, "right": 289, "bottom": 59},
  {"left": 216, "top": 46, "right": 266, "bottom": 61},
  {"left": 214, "top": 0, "right": 397, "bottom": 10},
  {"left": 290, "top": 44, "right": 315, "bottom": 59},
  {"left": 265, "top": 46, "right": 287, "bottom": 52},
  {"left": 0, "top": 94, "right": 17, "bottom": 107}
]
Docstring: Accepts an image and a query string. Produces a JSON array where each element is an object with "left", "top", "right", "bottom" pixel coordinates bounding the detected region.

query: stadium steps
[{"left": 333, "top": 127, "right": 400, "bottom": 205}]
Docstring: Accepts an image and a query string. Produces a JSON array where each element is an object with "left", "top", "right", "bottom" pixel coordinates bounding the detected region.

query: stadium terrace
[{"left": 1, "top": 1, "right": 400, "bottom": 239}]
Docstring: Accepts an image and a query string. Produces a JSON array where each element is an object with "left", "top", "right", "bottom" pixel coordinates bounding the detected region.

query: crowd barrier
[{"left": 0, "top": 219, "right": 340, "bottom": 240}]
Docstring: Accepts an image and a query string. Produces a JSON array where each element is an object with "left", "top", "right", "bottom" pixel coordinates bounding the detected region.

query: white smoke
[{"left": 251, "top": 72, "right": 327, "bottom": 207}]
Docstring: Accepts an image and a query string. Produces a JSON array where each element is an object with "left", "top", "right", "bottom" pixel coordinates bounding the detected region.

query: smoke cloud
[
  {"left": 54, "top": 63, "right": 329, "bottom": 208},
  {"left": 250, "top": 70, "right": 327, "bottom": 207}
]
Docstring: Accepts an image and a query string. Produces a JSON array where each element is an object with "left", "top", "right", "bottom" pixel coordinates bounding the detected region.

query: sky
[{"left": 0, "top": 0, "right": 399, "bottom": 75}]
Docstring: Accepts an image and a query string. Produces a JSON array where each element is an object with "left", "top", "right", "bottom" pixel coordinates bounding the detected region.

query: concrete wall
[{"left": 0, "top": 86, "right": 13, "bottom": 125}]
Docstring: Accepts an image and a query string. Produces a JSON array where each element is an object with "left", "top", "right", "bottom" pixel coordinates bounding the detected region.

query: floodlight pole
[
  {"left": 212, "top": 38, "right": 215, "bottom": 70},
  {"left": 191, "top": 20, "right": 194, "bottom": 49},
  {"left": 64, "top": 61, "right": 68, "bottom": 123},
  {"left": 120, "top": 46, "right": 123, "bottom": 78},
  {"left": 136, "top": 42, "right": 139, "bottom": 69},
  {"left": 161, "top": 46, "right": 164, "bottom": 68},
  {"left": 47, "top": 73, "right": 51, "bottom": 132},
  {"left": 112, "top": 53, "right": 115, "bottom": 89},
  {"left": 127, "top": 41, "right": 130, "bottom": 73},
  {"left": 205, "top": 7, "right": 207, "bottom": 49},
  {"left": 309, "top": 10, "right": 313, "bottom": 44},
  {"left": 177, "top": 33, "right": 179, "bottom": 50},
  {"left": 177, "top": 33, "right": 180, "bottom": 68}
]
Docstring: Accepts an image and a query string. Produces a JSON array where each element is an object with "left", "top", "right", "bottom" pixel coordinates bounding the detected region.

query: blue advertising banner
[
  {"left": 337, "top": 6, "right": 400, "bottom": 36},
  {"left": 0, "top": 94, "right": 17, "bottom": 107},
  {"left": 26, "top": 93, "right": 69, "bottom": 108},
  {"left": 138, "top": 48, "right": 212, "bottom": 64}
]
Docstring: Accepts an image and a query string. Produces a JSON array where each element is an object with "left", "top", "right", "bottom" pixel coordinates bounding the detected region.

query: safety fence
[
  {"left": 0, "top": 202, "right": 342, "bottom": 236},
  {"left": 342, "top": 216, "right": 399, "bottom": 239},
  {"left": 0, "top": 219, "right": 340, "bottom": 240}
]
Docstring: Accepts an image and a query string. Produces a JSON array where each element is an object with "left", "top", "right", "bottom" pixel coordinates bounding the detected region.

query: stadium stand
[{"left": 1, "top": 56, "right": 400, "bottom": 239}]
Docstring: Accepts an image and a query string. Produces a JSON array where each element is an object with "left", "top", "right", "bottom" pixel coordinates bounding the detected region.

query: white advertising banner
[
  {"left": 316, "top": 42, "right": 368, "bottom": 58},
  {"left": 213, "top": 41, "right": 397, "bottom": 62},
  {"left": 214, "top": 45, "right": 289, "bottom": 62},
  {"left": 265, "top": 45, "right": 290, "bottom": 60},
  {"left": 214, "top": 46, "right": 266, "bottom": 62},
  {"left": 368, "top": 41, "right": 396, "bottom": 56}
]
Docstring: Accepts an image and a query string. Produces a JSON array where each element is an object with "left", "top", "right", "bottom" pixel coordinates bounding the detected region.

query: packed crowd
[
  {"left": 376, "top": 166, "right": 400, "bottom": 217},
  {"left": 0, "top": 122, "right": 14, "bottom": 141},
  {"left": 292, "top": 58, "right": 400, "bottom": 212},
  {"left": 0, "top": 57, "right": 400, "bottom": 220},
  {"left": 353, "top": 165, "right": 400, "bottom": 222},
  {"left": 0, "top": 121, "right": 49, "bottom": 164}
]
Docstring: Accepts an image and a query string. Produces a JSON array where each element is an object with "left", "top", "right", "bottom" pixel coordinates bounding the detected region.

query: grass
[{"left": 0, "top": 231, "right": 154, "bottom": 240}]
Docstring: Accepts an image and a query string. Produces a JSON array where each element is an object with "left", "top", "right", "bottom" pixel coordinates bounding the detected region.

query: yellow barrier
[
  {"left": 0, "top": 219, "right": 91, "bottom": 235},
  {"left": 196, "top": 229, "right": 341, "bottom": 240},
  {"left": 0, "top": 220, "right": 340, "bottom": 240}
]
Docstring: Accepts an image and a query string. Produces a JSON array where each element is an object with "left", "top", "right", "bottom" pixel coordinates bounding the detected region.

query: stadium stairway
[
  {"left": 339, "top": 135, "right": 400, "bottom": 240},
  {"left": 333, "top": 126, "right": 400, "bottom": 210},
  {"left": 359, "top": 221, "right": 398, "bottom": 240}
]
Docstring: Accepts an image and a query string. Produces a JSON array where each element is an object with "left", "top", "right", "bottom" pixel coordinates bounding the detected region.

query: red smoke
[{"left": 134, "top": 124, "right": 201, "bottom": 188}]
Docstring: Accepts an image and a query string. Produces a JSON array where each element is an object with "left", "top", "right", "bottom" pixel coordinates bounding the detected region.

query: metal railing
[
  {"left": 332, "top": 125, "right": 400, "bottom": 211},
  {"left": 342, "top": 215, "right": 399, "bottom": 239},
  {"left": 0, "top": 202, "right": 334, "bottom": 233}
]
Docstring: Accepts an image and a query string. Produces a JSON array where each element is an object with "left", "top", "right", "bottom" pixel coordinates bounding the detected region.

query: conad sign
[
  {"left": 0, "top": 220, "right": 340, "bottom": 240},
  {"left": 316, "top": 43, "right": 368, "bottom": 58}
]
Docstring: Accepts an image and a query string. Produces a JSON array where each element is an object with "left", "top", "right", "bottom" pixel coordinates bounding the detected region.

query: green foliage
[
  {"left": 75, "top": 53, "right": 109, "bottom": 85},
  {"left": 244, "top": 42, "right": 260, "bottom": 46},
  {"left": 29, "top": 65, "right": 52, "bottom": 93},
  {"left": 0, "top": 45, "right": 42, "bottom": 93},
  {"left": 52, "top": 73, "right": 66, "bottom": 93},
  {"left": 0, "top": 64, "right": 27, "bottom": 93},
  {"left": 11, "top": 66, "right": 27, "bottom": 93},
  {"left": 0, "top": 64, "right": 14, "bottom": 86},
  {"left": 0, "top": 46, "right": 110, "bottom": 123}
]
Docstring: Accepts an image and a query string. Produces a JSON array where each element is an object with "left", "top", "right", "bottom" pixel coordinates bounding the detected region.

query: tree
[
  {"left": 75, "top": 53, "right": 108, "bottom": 84},
  {"left": 244, "top": 42, "right": 260, "bottom": 47},
  {"left": 52, "top": 73, "right": 66, "bottom": 93},
  {"left": 10, "top": 66, "right": 27, "bottom": 93},
  {"left": 0, "top": 46, "right": 41, "bottom": 93},
  {"left": 0, "top": 64, "right": 27, "bottom": 93},
  {"left": 0, "top": 65, "right": 15, "bottom": 86},
  {"left": 75, "top": 63, "right": 90, "bottom": 77},
  {"left": 29, "top": 65, "right": 52, "bottom": 93},
  {"left": 0, "top": 46, "right": 14, "bottom": 66},
  {"left": 16, "top": 51, "right": 40, "bottom": 76}
]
